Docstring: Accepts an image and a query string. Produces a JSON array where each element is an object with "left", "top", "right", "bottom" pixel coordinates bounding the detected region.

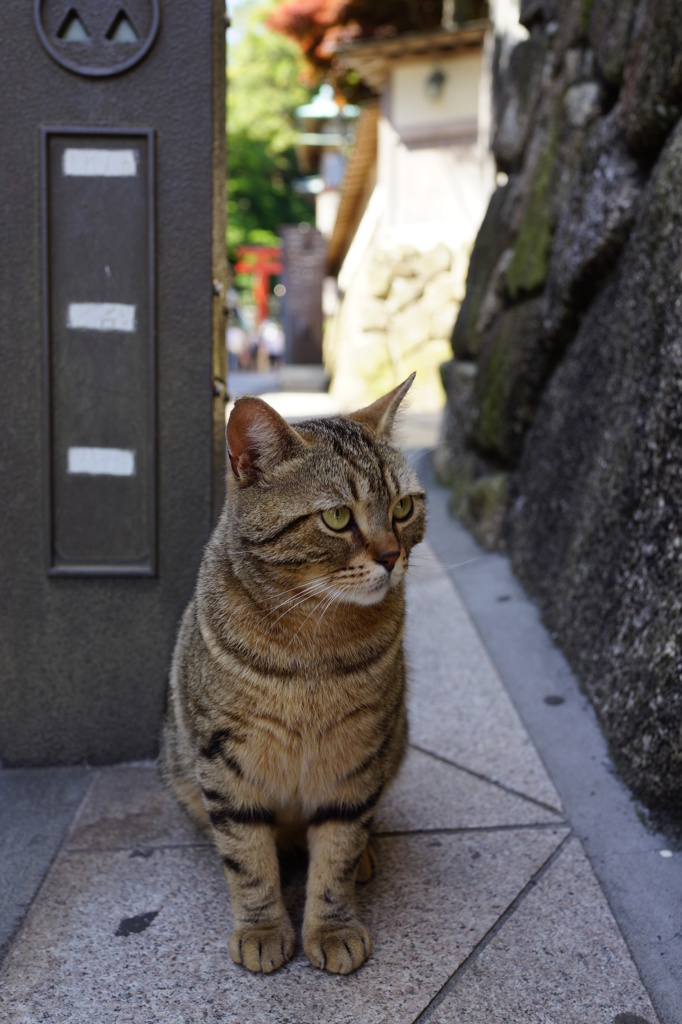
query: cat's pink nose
[{"left": 376, "top": 549, "right": 400, "bottom": 572}]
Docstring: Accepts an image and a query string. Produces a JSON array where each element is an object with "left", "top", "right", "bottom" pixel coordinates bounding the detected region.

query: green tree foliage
[{"left": 227, "top": 1, "right": 316, "bottom": 263}]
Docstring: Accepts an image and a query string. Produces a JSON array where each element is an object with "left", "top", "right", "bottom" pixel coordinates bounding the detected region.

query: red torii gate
[{"left": 234, "top": 245, "right": 283, "bottom": 325}]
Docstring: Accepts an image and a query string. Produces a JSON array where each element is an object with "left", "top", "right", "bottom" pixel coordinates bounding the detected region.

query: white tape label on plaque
[
  {"left": 67, "top": 447, "right": 136, "bottom": 477},
  {"left": 62, "top": 148, "right": 138, "bottom": 177},
  {"left": 67, "top": 302, "right": 136, "bottom": 332}
]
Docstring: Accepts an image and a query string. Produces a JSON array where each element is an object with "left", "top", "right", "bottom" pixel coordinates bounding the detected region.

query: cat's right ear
[
  {"left": 226, "top": 397, "right": 304, "bottom": 483},
  {"left": 349, "top": 372, "right": 416, "bottom": 438}
]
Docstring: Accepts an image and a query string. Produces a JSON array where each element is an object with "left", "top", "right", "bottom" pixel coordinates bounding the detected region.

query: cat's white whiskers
[
  {"left": 262, "top": 591, "right": 328, "bottom": 630},
  {"left": 286, "top": 584, "right": 341, "bottom": 647},
  {"left": 311, "top": 588, "right": 343, "bottom": 638},
  {"left": 262, "top": 577, "right": 339, "bottom": 632},
  {"left": 251, "top": 579, "right": 332, "bottom": 630},
  {"left": 438, "top": 557, "right": 485, "bottom": 570},
  {"left": 269, "top": 572, "right": 337, "bottom": 601},
  {"left": 408, "top": 552, "right": 485, "bottom": 577},
  {"left": 266, "top": 595, "right": 320, "bottom": 631}
]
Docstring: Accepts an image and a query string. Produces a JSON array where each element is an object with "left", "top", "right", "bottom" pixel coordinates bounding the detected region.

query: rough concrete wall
[{"left": 442, "top": 0, "right": 682, "bottom": 813}]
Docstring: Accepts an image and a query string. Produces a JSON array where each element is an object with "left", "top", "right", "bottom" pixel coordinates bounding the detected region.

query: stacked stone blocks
[{"left": 442, "top": 0, "right": 682, "bottom": 813}]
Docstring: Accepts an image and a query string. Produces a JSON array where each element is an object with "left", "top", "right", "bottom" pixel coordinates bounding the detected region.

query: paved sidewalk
[
  {"left": 0, "top": 563, "right": 663, "bottom": 1023},
  {"left": 0, "top": 394, "right": 675, "bottom": 1023}
]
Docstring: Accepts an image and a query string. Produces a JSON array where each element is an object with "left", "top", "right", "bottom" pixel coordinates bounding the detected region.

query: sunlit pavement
[
  {"left": 0, "top": 374, "right": 677, "bottom": 1023},
  {"left": 227, "top": 368, "right": 443, "bottom": 450}
]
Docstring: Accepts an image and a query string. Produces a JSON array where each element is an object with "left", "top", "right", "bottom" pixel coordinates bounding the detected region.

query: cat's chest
[
  {"left": 197, "top": 604, "right": 402, "bottom": 805},
  {"left": 231, "top": 678, "right": 391, "bottom": 806}
]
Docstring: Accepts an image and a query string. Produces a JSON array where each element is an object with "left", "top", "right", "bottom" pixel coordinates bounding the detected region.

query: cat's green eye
[
  {"left": 322, "top": 506, "right": 352, "bottom": 531},
  {"left": 392, "top": 495, "right": 414, "bottom": 522}
]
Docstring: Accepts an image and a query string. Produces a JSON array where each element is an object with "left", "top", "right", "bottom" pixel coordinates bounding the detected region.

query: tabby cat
[{"left": 159, "top": 374, "right": 426, "bottom": 975}]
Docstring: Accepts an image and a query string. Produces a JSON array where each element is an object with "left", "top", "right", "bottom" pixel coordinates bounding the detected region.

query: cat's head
[{"left": 224, "top": 375, "right": 426, "bottom": 607}]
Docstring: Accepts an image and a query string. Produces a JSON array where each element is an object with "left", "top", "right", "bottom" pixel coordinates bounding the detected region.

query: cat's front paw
[
  {"left": 303, "top": 921, "right": 371, "bottom": 974},
  {"left": 230, "top": 920, "right": 295, "bottom": 973}
]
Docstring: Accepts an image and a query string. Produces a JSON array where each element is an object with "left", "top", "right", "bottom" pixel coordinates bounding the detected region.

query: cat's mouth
[
  {"left": 341, "top": 570, "right": 396, "bottom": 607},
  {"left": 345, "top": 587, "right": 387, "bottom": 607}
]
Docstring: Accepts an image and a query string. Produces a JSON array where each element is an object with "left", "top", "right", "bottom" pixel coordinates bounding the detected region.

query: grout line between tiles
[
  {"left": 411, "top": 830, "right": 575, "bottom": 1024},
  {"left": 63, "top": 825, "right": 569, "bottom": 858},
  {"left": 63, "top": 840, "right": 213, "bottom": 855},
  {"left": 374, "top": 822, "right": 569, "bottom": 839},
  {"left": 408, "top": 742, "right": 565, "bottom": 817}
]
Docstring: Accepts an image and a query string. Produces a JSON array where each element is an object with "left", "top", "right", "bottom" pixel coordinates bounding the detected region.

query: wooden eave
[
  {"left": 326, "top": 103, "right": 379, "bottom": 277},
  {"left": 333, "top": 21, "right": 489, "bottom": 91}
]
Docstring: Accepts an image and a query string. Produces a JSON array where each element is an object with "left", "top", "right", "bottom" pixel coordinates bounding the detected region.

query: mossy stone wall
[{"left": 442, "top": 0, "right": 682, "bottom": 815}]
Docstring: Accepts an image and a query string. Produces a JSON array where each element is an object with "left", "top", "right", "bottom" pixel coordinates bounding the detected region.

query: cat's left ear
[
  {"left": 226, "top": 397, "right": 305, "bottom": 482},
  {"left": 349, "top": 372, "right": 415, "bottom": 439}
]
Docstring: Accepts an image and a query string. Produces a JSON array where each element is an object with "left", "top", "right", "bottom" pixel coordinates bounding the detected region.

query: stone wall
[
  {"left": 442, "top": 0, "right": 682, "bottom": 814},
  {"left": 327, "top": 241, "right": 468, "bottom": 411}
]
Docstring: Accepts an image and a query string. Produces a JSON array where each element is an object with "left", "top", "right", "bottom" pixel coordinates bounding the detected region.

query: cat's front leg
[
  {"left": 203, "top": 793, "right": 295, "bottom": 973},
  {"left": 303, "top": 809, "right": 376, "bottom": 974}
]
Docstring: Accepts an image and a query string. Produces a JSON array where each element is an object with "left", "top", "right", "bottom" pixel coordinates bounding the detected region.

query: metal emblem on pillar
[{"left": 35, "top": 0, "right": 160, "bottom": 77}]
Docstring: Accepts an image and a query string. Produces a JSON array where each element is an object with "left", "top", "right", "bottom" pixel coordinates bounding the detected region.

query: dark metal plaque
[{"left": 42, "top": 128, "right": 156, "bottom": 575}]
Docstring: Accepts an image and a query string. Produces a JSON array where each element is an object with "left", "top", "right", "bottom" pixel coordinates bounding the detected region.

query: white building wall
[
  {"left": 391, "top": 51, "right": 482, "bottom": 132},
  {"left": 389, "top": 140, "right": 493, "bottom": 251},
  {"left": 371, "top": 47, "right": 494, "bottom": 252}
]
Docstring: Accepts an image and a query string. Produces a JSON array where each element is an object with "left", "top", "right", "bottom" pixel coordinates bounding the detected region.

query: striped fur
[{"left": 159, "top": 376, "right": 425, "bottom": 975}]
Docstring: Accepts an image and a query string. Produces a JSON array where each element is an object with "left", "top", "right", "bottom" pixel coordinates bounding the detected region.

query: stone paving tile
[
  {"left": 377, "top": 746, "right": 562, "bottom": 833},
  {"left": 0, "top": 766, "right": 92, "bottom": 960},
  {"left": 64, "top": 764, "right": 209, "bottom": 853},
  {"left": 429, "top": 837, "right": 661, "bottom": 1024},
  {"left": 406, "top": 542, "right": 562, "bottom": 812},
  {"left": 0, "top": 828, "right": 567, "bottom": 1024}
]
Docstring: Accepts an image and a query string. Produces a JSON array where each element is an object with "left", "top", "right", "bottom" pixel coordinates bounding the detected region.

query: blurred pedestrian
[
  {"left": 260, "top": 318, "right": 285, "bottom": 369},
  {"left": 226, "top": 322, "right": 247, "bottom": 371}
]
